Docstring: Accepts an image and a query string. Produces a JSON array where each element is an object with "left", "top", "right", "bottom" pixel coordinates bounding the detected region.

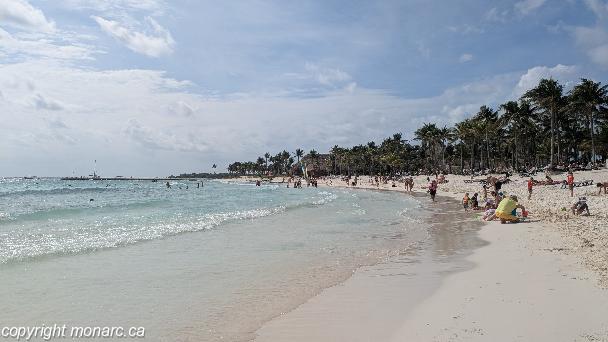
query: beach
[
  {"left": 253, "top": 170, "right": 608, "bottom": 341},
  {"left": 0, "top": 178, "right": 432, "bottom": 341},
  {"left": 2, "top": 172, "right": 607, "bottom": 341}
]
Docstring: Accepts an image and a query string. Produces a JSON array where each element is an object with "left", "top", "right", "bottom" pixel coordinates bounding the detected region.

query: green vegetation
[{"left": 228, "top": 78, "right": 608, "bottom": 176}]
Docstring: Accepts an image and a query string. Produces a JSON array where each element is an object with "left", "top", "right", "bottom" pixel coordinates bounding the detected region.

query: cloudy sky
[{"left": 1, "top": 0, "right": 608, "bottom": 176}]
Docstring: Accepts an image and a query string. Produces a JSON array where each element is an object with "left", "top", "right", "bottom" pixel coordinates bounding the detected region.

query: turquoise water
[{"left": 0, "top": 178, "right": 428, "bottom": 341}]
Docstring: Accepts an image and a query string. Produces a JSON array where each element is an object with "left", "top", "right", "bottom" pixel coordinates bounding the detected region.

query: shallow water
[{"left": 0, "top": 178, "right": 429, "bottom": 341}]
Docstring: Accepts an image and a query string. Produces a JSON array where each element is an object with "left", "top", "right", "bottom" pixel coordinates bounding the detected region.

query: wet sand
[
  {"left": 255, "top": 196, "right": 488, "bottom": 341},
  {"left": 253, "top": 179, "right": 608, "bottom": 341}
]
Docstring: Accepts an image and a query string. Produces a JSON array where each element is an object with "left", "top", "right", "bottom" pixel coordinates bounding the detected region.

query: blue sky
[{"left": 1, "top": 0, "right": 608, "bottom": 176}]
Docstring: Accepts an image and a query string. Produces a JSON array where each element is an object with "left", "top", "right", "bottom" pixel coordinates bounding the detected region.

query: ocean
[{"left": 0, "top": 178, "right": 431, "bottom": 341}]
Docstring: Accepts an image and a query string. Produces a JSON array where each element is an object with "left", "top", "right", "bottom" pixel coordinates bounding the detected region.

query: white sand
[
  {"left": 391, "top": 221, "right": 608, "bottom": 341},
  {"left": 255, "top": 219, "right": 608, "bottom": 342},
  {"left": 248, "top": 169, "right": 608, "bottom": 341}
]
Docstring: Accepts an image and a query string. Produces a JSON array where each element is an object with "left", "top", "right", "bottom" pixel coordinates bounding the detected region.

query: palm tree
[
  {"left": 415, "top": 123, "right": 442, "bottom": 170},
  {"left": 523, "top": 78, "right": 564, "bottom": 166},
  {"left": 569, "top": 78, "right": 608, "bottom": 165},
  {"left": 256, "top": 157, "right": 265, "bottom": 174},
  {"left": 474, "top": 106, "right": 497, "bottom": 170},
  {"left": 295, "top": 148, "right": 304, "bottom": 164},
  {"left": 455, "top": 119, "right": 475, "bottom": 173},
  {"left": 428, "top": 126, "right": 454, "bottom": 170},
  {"left": 309, "top": 149, "right": 318, "bottom": 165},
  {"left": 330, "top": 145, "right": 344, "bottom": 175},
  {"left": 500, "top": 101, "right": 521, "bottom": 168},
  {"left": 264, "top": 152, "right": 270, "bottom": 171}
]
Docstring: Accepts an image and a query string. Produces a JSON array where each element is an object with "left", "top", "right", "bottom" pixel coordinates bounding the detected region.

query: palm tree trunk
[
  {"left": 515, "top": 133, "right": 518, "bottom": 170},
  {"left": 591, "top": 110, "right": 596, "bottom": 165},
  {"left": 486, "top": 131, "right": 490, "bottom": 170},
  {"left": 460, "top": 144, "right": 464, "bottom": 174},
  {"left": 470, "top": 141, "right": 474, "bottom": 173},
  {"left": 550, "top": 105, "right": 555, "bottom": 166}
]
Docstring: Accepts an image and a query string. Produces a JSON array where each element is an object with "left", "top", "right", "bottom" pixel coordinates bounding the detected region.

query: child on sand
[
  {"left": 567, "top": 171, "right": 574, "bottom": 197},
  {"left": 527, "top": 177, "right": 534, "bottom": 200},
  {"left": 428, "top": 180, "right": 438, "bottom": 202},
  {"left": 462, "top": 193, "right": 470, "bottom": 211},
  {"left": 482, "top": 208, "right": 496, "bottom": 221},
  {"left": 471, "top": 193, "right": 479, "bottom": 210}
]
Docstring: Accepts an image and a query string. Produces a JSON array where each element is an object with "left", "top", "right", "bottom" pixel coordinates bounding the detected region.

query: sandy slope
[
  {"left": 391, "top": 220, "right": 608, "bottom": 342},
  {"left": 242, "top": 169, "right": 608, "bottom": 341}
]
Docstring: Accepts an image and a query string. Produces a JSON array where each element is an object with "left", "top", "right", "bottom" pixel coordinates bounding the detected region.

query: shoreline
[
  {"left": 247, "top": 172, "right": 608, "bottom": 341},
  {"left": 254, "top": 183, "right": 488, "bottom": 341}
]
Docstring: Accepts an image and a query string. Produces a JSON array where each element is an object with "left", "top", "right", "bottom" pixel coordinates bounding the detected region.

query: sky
[{"left": 1, "top": 0, "right": 608, "bottom": 176}]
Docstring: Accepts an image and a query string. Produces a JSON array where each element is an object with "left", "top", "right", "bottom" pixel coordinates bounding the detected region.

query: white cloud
[
  {"left": 0, "top": 59, "right": 586, "bottom": 176},
  {"left": 587, "top": 44, "right": 608, "bottom": 67},
  {"left": 32, "top": 93, "right": 64, "bottom": 111},
  {"left": 304, "top": 63, "right": 352, "bottom": 87},
  {"left": 584, "top": 0, "right": 608, "bottom": 19},
  {"left": 459, "top": 53, "right": 473, "bottom": 63},
  {"left": 0, "top": 0, "right": 55, "bottom": 32},
  {"left": 44, "top": 116, "right": 68, "bottom": 129},
  {"left": 571, "top": 25, "right": 608, "bottom": 68},
  {"left": 512, "top": 64, "right": 580, "bottom": 97},
  {"left": 123, "top": 119, "right": 208, "bottom": 152},
  {"left": 0, "top": 27, "right": 96, "bottom": 60},
  {"left": 515, "top": 0, "right": 547, "bottom": 15},
  {"left": 447, "top": 24, "right": 484, "bottom": 35},
  {"left": 485, "top": 7, "right": 509, "bottom": 22},
  {"left": 62, "top": 0, "right": 166, "bottom": 16},
  {"left": 93, "top": 16, "right": 174, "bottom": 57},
  {"left": 345, "top": 82, "right": 357, "bottom": 93},
  {"left": 167, "top": 101, "right": 194, "bottom": 117}
]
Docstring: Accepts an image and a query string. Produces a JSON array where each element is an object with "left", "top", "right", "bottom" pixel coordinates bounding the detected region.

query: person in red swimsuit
[{"left": 567, "top": 172, "right": 574, "bottom": 197}]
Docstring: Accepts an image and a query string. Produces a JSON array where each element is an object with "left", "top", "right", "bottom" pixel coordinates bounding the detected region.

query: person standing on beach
[
  {"left": 462, "top": 193, "right": 470, "bottom": 211},
  {"left": 567, "top": 172, "right": 574, "bottom": 197},
  {"left": 428, "top": 179, "right": 438, "bottom": 202},
  {"left": 527, "top": 177, "right": 534, "bottom": 200},
  {"left": 494, "top": 178, "right": 503, "bottom": 193}
]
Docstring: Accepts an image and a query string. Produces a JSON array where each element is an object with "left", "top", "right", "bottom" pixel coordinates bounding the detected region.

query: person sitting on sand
[
  {"left": 482, "top": 207, "right": 497, "bottom": 221},
  {"left": 462, "top": 193, "right": 470, "bottom": 211},
  {"left": 571, "top": 197, "right": 590, "bottom": 216},
  {"left": 495, "top": 195, "right": 526, "bottom": 224},
  {"left": 597, "top": 182, "right": 608, "bottom": 195},
  {"left": 471, "top": 193, "right": 479, "bottom": 210}
]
